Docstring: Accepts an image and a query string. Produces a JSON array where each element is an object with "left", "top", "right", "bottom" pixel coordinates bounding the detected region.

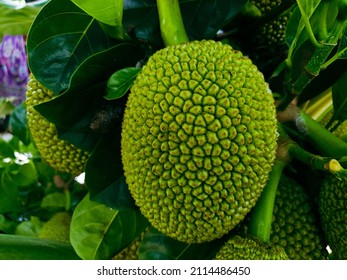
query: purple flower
[{"left": 0, "top": 35, "right": 29, "bottom": 105}]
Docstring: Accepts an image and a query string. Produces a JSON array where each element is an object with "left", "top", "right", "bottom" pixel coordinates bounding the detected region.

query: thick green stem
[
  {"left": 295, "top": 110, "right": 347, "bottom": 157},
  {"left": 247, "top": 160, "right": 287, "bottom": 244},
  {"left": 156, "top": 0, "right": 190, "bottom": 46},
  {"left": 278, "top": 123, "right": 347, "bottom": 178}
]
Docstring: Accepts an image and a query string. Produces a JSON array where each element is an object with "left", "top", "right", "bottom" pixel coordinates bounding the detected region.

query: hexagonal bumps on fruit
[
  {"left": 121, "top": 40, "right": 278, "bottom": 243},
  {"left": 26, "top": 74, "right": 89, "bottom": 176}
]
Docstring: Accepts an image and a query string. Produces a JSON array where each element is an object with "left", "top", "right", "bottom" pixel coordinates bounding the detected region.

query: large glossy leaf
[
  {"left": 27, "top": 0, "right": 116, "bottom": 93},
  {"left": 121, "top": 0, "right": 248, "bottom": 47},
  {"left": 0, "top": 234, "right": 81, "bottom": 260},
  {"left": 34, "top": 43, "right": 144, "bottom": 151},
  {"left": 138, "top": 227, "right": 227, "bottom": 260},
  {"left": 72, "top": 0, "right": 129, "bottom": 40},
  {"left": 70, "top": 193, "right": 149, "bottom": 260}
]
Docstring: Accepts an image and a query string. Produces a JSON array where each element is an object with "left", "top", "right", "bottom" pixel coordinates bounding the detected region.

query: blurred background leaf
[{"left": 0, "top": 3, "right": 43, "bottom": 41}]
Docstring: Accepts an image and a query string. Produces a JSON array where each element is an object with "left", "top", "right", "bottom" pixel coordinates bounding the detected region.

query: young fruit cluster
[
  {"left": 270, "top": 174, "right": 328, "bottom": 259},
  {"left": 319, "top": 175, "right": 347, "bottom": 260},
  {"left": 26, "top": 75, "right": 89, "bottom": 176},
  {"left": 214, "top": 234, "right": 288, "bottom": 260}
]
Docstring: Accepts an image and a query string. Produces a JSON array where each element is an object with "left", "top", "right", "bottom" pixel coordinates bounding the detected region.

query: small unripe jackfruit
[
  {"left": 26, "top": 75, "right": 88, "bottom": 175},
  {"left": 319, "top": 175, "right": 347, "bottom": 259},
  {"left": 214, "top": 234, "right": 288, "bottom": 260},
  {"left": 112, "top": 235, "right": 142, "bottom": 260},
  {"left": 251, "top": 0, "right": 291, "bottom": 47},
  {"left": 38, "top": 212, "right": 72, "bottom": 242},
  {"left": 121, "top": 40, "right": 278, "bottom": 243},
  {"left": 271, "top": 174, "right": 328, "bottom": 259}
]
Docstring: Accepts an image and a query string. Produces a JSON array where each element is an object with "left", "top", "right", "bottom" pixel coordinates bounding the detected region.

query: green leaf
[
  {"left": 70, "top": 193, "right": 149, "bottom": 260},
  {"left": 93, "top": 176, "right": 136, "bottom": 210},
  {"left": 0, "top": 171, "right": 21, "bottom": 213},
  {"left": 105, "top": 67, "right": 141, "bottom": 100},
  {"left": 15, "top": 217, "right": 44, "bottom": 237},
  {"left": 27, "top": 0, "right": 117, "bottom": 93},
  {"left": 0, "top": 214, "right": 17, "bottom": 234},
  {"left": 0, "top": 137, "right": 15, "bottom": 159},
  {"left": 138, "top": 227, "right": 226, "bottom": 260},
  {"left": 336, "top": 29, "right": 347, "bottom": 59},
  {"left": 0, "top": 234, "right": 81, "bottom": 260},
  {"left": 34, "top": 43, "right": 144, "bottom": 151},
  {"left": 85, "top": 134, "right": 123, "bottom": 197},
  {"left": 9, "top": 103, "right": 30, "bottom": 146},
  {"left": 298, "top": 59, "right": 347, "bottom": 104},
  {"left": 0, "top": 98, "right": 15, "bottom": 117},
  {"left": 332, "top": 70, "right": 347, "bottom": 123},
  {"left": 0, "top": 4, "right": 41, "bottom": 41},
  {"left": 11, "top": 161, "right": 38, "bottom": 187},
  {"left": 40, "top": 192, "right": 67, "bottom": 210},
  {"left": 71, "top": 0, "right": 129, "bottom": 40}
]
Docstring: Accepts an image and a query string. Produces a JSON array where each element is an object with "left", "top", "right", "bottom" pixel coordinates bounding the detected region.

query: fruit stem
[
  {"left": 247, "top": 159, "right": 287, "bottom": 244},
  {"left": 156, "top": 0, "right": 190, "bottom": 46},
  {"left": 277, "top": 124, "right": 347, "bottom": 178},
  {"left": 278, "top": 104, "right": 347, "bottom": 157}
]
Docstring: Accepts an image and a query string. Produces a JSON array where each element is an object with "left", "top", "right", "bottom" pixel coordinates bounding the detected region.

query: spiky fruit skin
[
  {"left": 271, "top": 174, "right": 328, "bottom": 259},
  {"left": 112, "top": 236, "right": 142, "bottom": 260},
  {"left": 121, "top": 40, "right": 278, "bottom": 243},
  {"left": 320, "top": 110, "right": 347, "bottom": 139},
  {"left": 26, "top": 75, "right": 88, "bottom": 175},
  {"left": 319, "top": 175, "right": 347, "bottom": 259},
  {"left": 38, "top": 212, "right": 71, "bottom": 242},
  {"left": 214, "top": 235, "right": 288, "bottom": 260}
]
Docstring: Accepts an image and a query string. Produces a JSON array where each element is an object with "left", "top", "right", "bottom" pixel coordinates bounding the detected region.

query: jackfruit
[
  {"left": 214, "top": 234, "right": 288, "bottom": 260},
  {"left": 26, "top": 74, "right": 89, "bottom": 175},
  {"left": 38, "top": 212, "right": 72, "bottom": 242},
  {"left": 320, "top": 110, "right": 347, "bottom": 140},
  {"left": 121, "top": 40, "right": 278, "bottom": 243},
  {"left": 271, "top": 174, "right": 328, "bottom": 259},
  {"left": 319, "top": 175, "right": 347, "bottom": 259},
  {"left": 112, "top": 235, "right": 142, "bottom": 260}
]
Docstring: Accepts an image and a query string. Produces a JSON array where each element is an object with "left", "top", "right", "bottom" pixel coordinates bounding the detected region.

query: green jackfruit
[
  {"left": 121, "top": 40, "right": 278, "bottom": 243},
  {"left": 26, "top": 75, "right": 88, "bottom": 175},
  {"left": 112, "top": 235, "right": 142, "bottom": 260},
  {"left": 320, "top": 110, "right": 347, "bottom": 140},
  {"left": 38, "top": 212, "right": 72, "bottom": 242},
  {"left": 319, "top": 175, "right": 347, "bottom": 259},
  {"left": 214, "top": 234, "right": 288, "bottom": 260},
  {"left": 271, "top": 174, "right": 328, "bottom": 259}
]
